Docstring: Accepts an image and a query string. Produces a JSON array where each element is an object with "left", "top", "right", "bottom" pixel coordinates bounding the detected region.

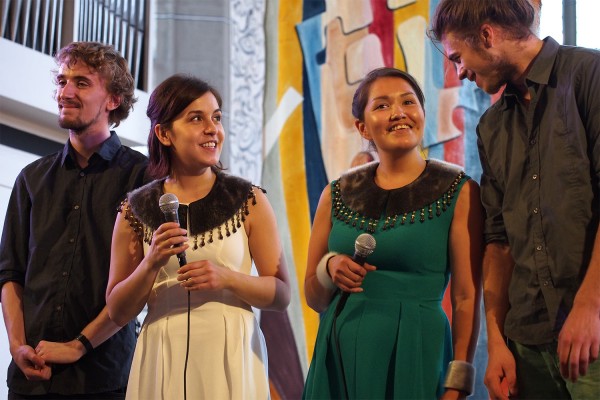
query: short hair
[
  {"left": 429, "top": 0, "right": 536, "bottom": 44},
  {"left": 54, "top": 41, "right": 136, "bottom": 127},
  {"left": 146, "top": 74, "right": 223, "bottom": 179},
  {"left": 351, "top": 67, "right": 425, "bottom": 122}
]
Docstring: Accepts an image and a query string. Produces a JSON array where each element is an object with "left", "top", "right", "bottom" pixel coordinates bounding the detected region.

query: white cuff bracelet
[{"left": 316, "top": 252, "right": 338, "bottom": 290}]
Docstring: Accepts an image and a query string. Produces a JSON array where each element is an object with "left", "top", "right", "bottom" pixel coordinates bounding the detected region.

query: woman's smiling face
[
  {"left": 161, "top": 91, "right": 224, "bottom": 172},
  {"left": 355, "top": 76, "right": 425, "bottom": 155}
]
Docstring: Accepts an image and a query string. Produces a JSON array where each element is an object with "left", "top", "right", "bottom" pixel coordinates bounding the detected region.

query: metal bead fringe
[
  {"left": 332, "top": 172, "right": 465, "bottom": 234},
  {"left": 119, "top": 186, "right": 259, "bottom": 249}
]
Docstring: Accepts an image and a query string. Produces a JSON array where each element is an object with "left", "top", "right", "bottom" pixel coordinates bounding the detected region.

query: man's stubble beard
[{"left": 58, "top": 105, "right": 106, "bottom": 134}]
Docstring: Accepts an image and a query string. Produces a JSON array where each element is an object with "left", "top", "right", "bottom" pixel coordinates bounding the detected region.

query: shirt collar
[
  {"left": 502, "top": 36, "right": 560, "bottom": 108},
  {"left": 60, "top": 131, "right": 122, "bottom": 166},
  {"left": 526, "top": 36, "right": 559, "bottom": 86}
]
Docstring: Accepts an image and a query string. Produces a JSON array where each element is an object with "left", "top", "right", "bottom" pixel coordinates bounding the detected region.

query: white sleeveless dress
[{"left": 125, "top": 220, "right": 269, "bottom": 399}]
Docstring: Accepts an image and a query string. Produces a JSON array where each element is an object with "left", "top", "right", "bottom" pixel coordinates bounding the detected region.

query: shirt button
[
  {"left": 536, "top": 245, "right": 543, "bottom": 251},
  {"left": 62, "top": 271, "right": 68, "bottom": 277},
  {"left": 530, "top": 139, "right": 536, "bottom": 145},
  {"left": 532, "top": 174, "right": 538, "bottom": 180},
  {"left": 79, "top": 172, "right": 85, "bottom": 177},
  {"left": 533, "top": 208, "right": 539, "bottom": 214},
  {"left": 74, "top": 205, "right": 80, "bottom": 210},
  {"left": 543, "top": 280, "right": 550, "bottom": 287},
  {"left": 56, "top": 306, "right": 62, "bottom": 311},
  {"left": 69, "top": 238, "right": 75, "bottom": 243}
]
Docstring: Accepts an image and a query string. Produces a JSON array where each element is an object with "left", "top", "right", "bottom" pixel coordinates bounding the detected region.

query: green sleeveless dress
[{"left": 303, "top": 159, "right": 468, "bottom": 399}]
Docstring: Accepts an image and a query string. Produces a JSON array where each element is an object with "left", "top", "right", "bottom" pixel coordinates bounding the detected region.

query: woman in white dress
[{"left": 106, "top": 74, "right": 291, "bottom": 400}]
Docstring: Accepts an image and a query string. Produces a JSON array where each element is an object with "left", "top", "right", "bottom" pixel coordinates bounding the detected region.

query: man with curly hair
[{"left": 0, "top": 42, "right": 147, "bottom": 399}]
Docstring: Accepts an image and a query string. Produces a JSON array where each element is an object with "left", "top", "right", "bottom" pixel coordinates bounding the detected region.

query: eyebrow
[
  {"left": 371, "top": 92, "right": 417, "bottom": 102},
  {"left": 55, "top": 73, "right": 94, "bottom": 83},
  {"left": 187, "top": 108, "right": 222, "bottom": 116}
]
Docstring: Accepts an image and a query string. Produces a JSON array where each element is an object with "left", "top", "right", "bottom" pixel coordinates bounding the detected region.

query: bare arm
[
  {"left": 178, "top": 189, "right": 291, "bottom": 311},
  {"left": 449, "top": 180, "right": 483, "bottom": 362},
  {"left": 482, "top": 242, "right": 516, "bottom": 400},
  {"left": 557, "top": 224, "right": 600, "bottom": 381},
  {"left": 2, "top": 278, "right": 117, "bottom": 371},
  {"left": 1, "top": 282, "right": 50, "bottom": 380},
  {"left": 303, "top": 185, "right": 374, "bottom": 313},
  {"left": 34, "top": 306, "right": 125, "bottom": 364},
  {"left": 440, "top": 180, "right": 483, "bottom": 400},
  {"left": 106, "top": 206, "right": 189, "bottom": 326},
  {"left": 304, "top": 186, "right": 337, "bottom": 312}
]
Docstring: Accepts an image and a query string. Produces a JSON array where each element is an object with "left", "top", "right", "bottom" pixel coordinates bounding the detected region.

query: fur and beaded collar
[
  {"left": 121, "top": 171, "right": 263, "bottom": 248},
  {"left": 333, "top": 159, "right": 466, "bottom": 233}
]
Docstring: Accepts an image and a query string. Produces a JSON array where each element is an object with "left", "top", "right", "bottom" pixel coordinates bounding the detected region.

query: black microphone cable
[
  {"left": 184, "top": 291, "right": 190, "bottom": 400},
  {"left": 159, "top": 194, "right": 190, "bottom": 400},
  {"left": 330, "top": 233, "right": 376, "bottom": 400}
]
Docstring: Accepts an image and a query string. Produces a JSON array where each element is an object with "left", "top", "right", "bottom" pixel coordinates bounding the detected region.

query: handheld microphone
[
  {"left": 158, "top": 193, "right": 187, "bottom": 267},
  {"left": 334, "top": 233, "right": 376, "bottom": 317}
]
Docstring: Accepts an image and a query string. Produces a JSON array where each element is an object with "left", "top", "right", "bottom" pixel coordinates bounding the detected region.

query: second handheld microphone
[{"left": 334, "top": 233, "right": 376, "bottom": 317}]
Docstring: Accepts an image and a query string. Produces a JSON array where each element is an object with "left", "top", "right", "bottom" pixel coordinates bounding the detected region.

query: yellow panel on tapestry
[
  {"left": 392, "top": 0, "right": 429, "bottom": 74},
  {"left": 276, "top": 0, "right": 319, "bottom": 362}
]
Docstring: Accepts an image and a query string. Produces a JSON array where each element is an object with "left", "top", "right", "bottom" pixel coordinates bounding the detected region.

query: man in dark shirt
[
  {"left": 0, "top": 42, "right": 147, "bottom": 398},
  {"left": 429, "top": 0, "right": 600, "bottom": 399}
]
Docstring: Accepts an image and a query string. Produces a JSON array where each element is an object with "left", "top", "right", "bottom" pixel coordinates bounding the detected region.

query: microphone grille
[
  {"left": 159, "top": 193, "right": 179, "bottom": 213},
  {"left": 355, "top": 233, "right": 376, "bottom": 257}
]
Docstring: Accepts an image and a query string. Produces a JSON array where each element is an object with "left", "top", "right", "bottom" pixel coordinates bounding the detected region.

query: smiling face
[
  {"left": 157, "top": 91, "right": 224, "bottom": 173},
  {"left": 355, "top": 76, "right": 425, "bottom": 155},
  {"left": 55, "top": 61, "right": 118, "bottom": 133},
  {"left": 441, "top": 31, "right": 516, "bottom": 95}
]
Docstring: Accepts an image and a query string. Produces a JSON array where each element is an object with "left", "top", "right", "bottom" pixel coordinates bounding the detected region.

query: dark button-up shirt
[
  {"left": 477, "top": 37, "right": 600, "bottom": 345},
  {"left": 0, "top": 132, "right": 147, "bottom": 395}
]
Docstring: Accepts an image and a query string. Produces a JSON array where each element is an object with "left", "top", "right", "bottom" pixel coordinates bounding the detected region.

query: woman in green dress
[{"left": 303, "top": 67, "right": 483, "bottom": 399}]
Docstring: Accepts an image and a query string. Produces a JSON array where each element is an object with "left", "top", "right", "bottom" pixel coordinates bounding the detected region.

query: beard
[
  {"left": 58, "top": 105, "right": 105, "bottom": 133},
  {"left": 476, "top": 49, "right": 518, "bottom": 95}
]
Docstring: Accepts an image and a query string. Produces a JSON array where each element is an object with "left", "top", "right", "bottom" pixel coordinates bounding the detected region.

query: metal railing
[
  {"left": 1, "top": 0, "right": 65, "bottom": 56},
  {"left": 1, "top": 0, "right": 147, "bottom": 89},
  {"left": 77, "top": 0, "right": 147, "bottom": 89}
]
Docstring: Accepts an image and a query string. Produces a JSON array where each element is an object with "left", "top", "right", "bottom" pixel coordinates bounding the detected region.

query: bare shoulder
[{"left": 457, "top": 178, "right": 481, "bottom": 204}]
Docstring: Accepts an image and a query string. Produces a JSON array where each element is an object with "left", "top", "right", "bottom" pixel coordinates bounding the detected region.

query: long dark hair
[{"left": 146, "top": 74, "right": 223, "bottom": 179}]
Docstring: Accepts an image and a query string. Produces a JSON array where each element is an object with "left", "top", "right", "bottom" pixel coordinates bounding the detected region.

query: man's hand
[
  {"left": 12, "top": 344, "right": 51, "bottom": 381},
  {"left": 35, "top": 339, "right": 86, "bottom": 364},
  {"left": 557, "top": 302, "right": 600, "bottom": 382},
  {"left": 484, "top": 342, "right": 517, "bottom": 400}
]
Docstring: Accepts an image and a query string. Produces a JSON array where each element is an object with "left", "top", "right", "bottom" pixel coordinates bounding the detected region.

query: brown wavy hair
[
  {"left": 54, "top": 41, "right": 136, "bottom": 127},
  {"left": 428, "top": 0, "right": 535, "bottom": 45}
]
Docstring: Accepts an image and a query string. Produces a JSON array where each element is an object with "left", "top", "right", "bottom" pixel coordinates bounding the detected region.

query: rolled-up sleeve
[
  {"left": 0, "top": 172, "right": 30, "bottom": 289},
  {"left": 477, "top": 128, "right": 509, "bottom": 244}
]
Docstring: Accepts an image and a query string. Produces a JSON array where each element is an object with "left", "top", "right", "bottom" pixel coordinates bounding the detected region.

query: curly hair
[{"left": 54, "top": 41, "right": 136, "bottom": 127}]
